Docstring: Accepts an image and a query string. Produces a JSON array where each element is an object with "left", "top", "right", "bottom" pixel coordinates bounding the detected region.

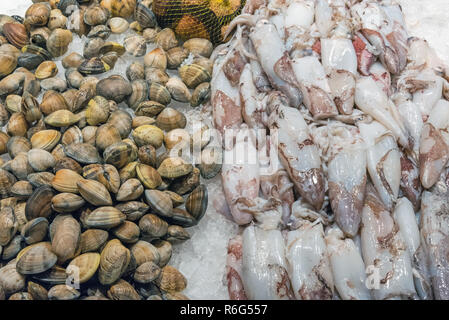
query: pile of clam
[{"left": 0, "top": 0, "right": 217, "bottom": 300}]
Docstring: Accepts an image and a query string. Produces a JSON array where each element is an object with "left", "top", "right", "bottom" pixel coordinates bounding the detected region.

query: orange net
[{"left": 152, "top": 0, "right": 246, "bottom": 43}]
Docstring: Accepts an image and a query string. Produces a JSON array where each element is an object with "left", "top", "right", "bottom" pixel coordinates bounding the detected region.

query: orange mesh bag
[{"left": 152, "top": 0, "right": 246, "bottom": 44}]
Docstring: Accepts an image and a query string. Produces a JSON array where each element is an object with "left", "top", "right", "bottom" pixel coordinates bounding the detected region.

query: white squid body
[
  {"left": 268, "top": 102, "right": 325, "bottom": 210},
  {"left": 211, "top": 47, "right": 242, "bottom": 137},
  {"left": 397, "top": 100, "right": 423, "bottom": 158},
  {"left": 249, "top": 19, "right": 302, "bottom": 107},
  {"left": 361, "top": 185, "right": 416, "bottom": 300},
  {"left": 355, "top": 76, "right": 409, "bottom": 149},
  {"left": 359, "top": 121, "right": 401, "bottom": 211},
  {"left": 321, "top": 38, "right": 357, "bottom": 115},
  {"left": 412, "top": 68, "right": 443, "bottom": 119},
  {"left": 419, "top": 100, "right": 449, "bottom": 189},
  {"left": 393, "top": 198, "right": 420, "bottom": 258},
  {"left": 291, "top": 55, "right": 338, "bottom": 119},
  {"left": 328, "top": 126, "right": 367, "bottom": 237},
  {"left": 420, "top": 174, "right": 449, "bottom": 300},
  {"left": 325, "top": 227, "right": 371, "bottom": 300},
  {"left": 221, "top": 127, "right": 260, "bottom": 225},
  {"left": 351, "top": 1, "right": 407, "bottom": 75},
  {"left": 286, "top": 221, "right": 334, "bottom": 300},
  {"left": 283, "top": 0, "right": 315, "bottom": 48},
  {"left": 241, "top": 225, "right": 293, "bottom": 300},
  {"left": 369, "top": 62, "right": 391, "bottom": 96},
  {"left": 239, "top": 63, "right": 266, "bottom": 130},
  {"left": 408, "top": 37, "right": 447, "bottom": 72}
]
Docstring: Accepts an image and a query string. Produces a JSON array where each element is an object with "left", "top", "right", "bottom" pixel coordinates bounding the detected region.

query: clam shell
[
  {"left": 31, "top": 265, "right": 67, "bottom": 285},
  {"left": 0, "top": 262, "right": 26, "bottom": 295},
  {"left": 155, "top": 265, "right": 187, "bottom": 293},
  {"left": 156, "top": 107, "right": 186, "bottom": 131},
  {"left": 7, "top": 112, "right": 28, "bottom": 137},
  {"left": 149, "top": 82, "right": 171, "bottom": 105},
  {"left": 44, "top": 109, "right": 80, "bottom": 127},
  {"left": 119, "top": 161, "right": 138, "bottom": 184},
  {"left": 198, "top": 146, "right": 222, "bottom": 179},
  {"left": 130, "top": 240, "right": 160, "bottom": 266},
  {"left": 153, "top": 239, "right": 172, "bottom": 267},
  {"left": 48, "top": 284, "right": 80, "bottom": 300},
  {"left": 78, "top": 57, "right": 110, "bottom": 75},
  {"left": 52, "top": 169, "right": 83, "bottom": 193},
  {"left": 27, "top": 172, "right": 54, "bottom": 188},
  {"left": 10, "top": 180, "right": 34, "bottom": 199},
  {"left": 169, "top": 167, "right": 200, "bottom": 195},
  {"left": 144, "top": 47, "right": 166, "bottom": 70},
  {"left": 164, "top": 128, "right": 190, "bottom": 150},
  {"left": 190, "top": 82, "right": 211, "bottom": 107},
  {"left": 108, "top": 17, "right": 129, "bottom": 34},
  {"left": 87, "top": 25, "right": 111, "bottom": 40},
  {"left": 116, "top": 178, "right": 143, "bottom": 201},
  {"left": 98, "top": 239, "right": 130, "bottom": 285},
  {"left": 84, "top": 5, "right": 110, "bottom": 26},
  {"left": 83, "top": 164, "right": 120, "bottom": 194},
  {"left": 155, "top": 28, "right": 178, "bottom": 51},
  {"left": 25, "top": 186, "right": 55, "bottom": 220},
  {"left": 124, "top": 35, "right": 146, "bottom": 57},
  {"left": 84, "top": 206, "right": 126, "bottom": 229},
  {"left": 51, "top": 193, "right": 85, "bottom": 213},
  {"left": 136, "top": 163, "right": 162, "bottom": 189},
  {"left": 47, "top": 28, "right": 72, "bottom": 57},
  {"left": 103, "top": 141, "right": 136, "bottom": 169},
  {"left": 95, "top": 123, "right": 122, "bottom": 153},
  {"left": 77, "top": 179, "right": 113, "bottom": 206},
  {"left": 83, "top": 37, "right": 105, "bottom": 59},
  {"left": 62, "top": 52, "right": 85, "bottom": 69},
  {"left": 165, "top": 225, "right": 190, "bottom": 243},
  {"left": 112, "top": 220, "right": 140, "bottom": 244},
  {"left": 79, "top": 229, "right": 109, "bottom": 253},
  {"left": 7, "top": 136, "right": 31, "bottom": 159},
  {"left": 139, "top": 213, "right": 168, "bottom": 239},
  {"left": 30, "top": 129, "right": 61, "bottom": 151},
  {"left": 50, "top": 214, "right": 81, "bottom": 263},
  {"left": 157, "top": 157, "right": 193, "bottom": 179},
  {"left": 64, "top": 142, "right": 101, "bottom": 164},
  {"left": 96, "top": 75, "right": 132, "bottom": 103},
  {"left": 145, "top": 67, "right": 169, "bottom": 85},
  {"left": 183, "top": 38, "right": 213, "bottom": 58},
  {"left": 144, "top": 189, "right": 173, "bottom": 218},
  {"left": 16, "top": 241, "right": 57, "bottom": 275},
  {"left": 48, "top": 9, "right": 67, "bottom": 30},
  {"left": 3, "top": 23, "right": 29, "bottom": 49},
  {"left": 134, "top": 2, "right": 156, "bottom": 28},
  {"left": 127, "top": 79, "right": 148, "bottom": 110},
  {"left": 61, "top": 125, "right": 83, "bottom": 146},
  {"left": 138, "top": 144, "right": 157, "bottom": 167},
  {"left": 35, "top": 61, "right": 58, "bottom": 80},
  {"left": 25, "top": 3, "right": 51, "bottom": 27},
  {"left": 115, "top": 201, "right": 149, "bottom": 222},
  {"left": 134, "top": 261, "right": 160, "bottom": 284},
  {"left": 126, "top": 61, "right": 145, "bottom": 81},
  {"left": 0, "top": 206, "right": 17, "bottom": 246},
  {"left": 21, "top": 217, "right": 48, "bottom": 245},
  {"left": 82, "top": 126, "right": 98, "bottom": 145},
  {"left": 54, "top": 156, "right": 83, "bottom": 174},
  {"left": 132, "top": 125, "right": 164, "bottom": 148},
  {"left": 135, "top": 100, "right": 165, "bottom": 117},
  {"left": 108, "top": 109, "right": 133, "bottom": 139},
  {"left": 27, "top": 281, "right": 48, "bottom": 300},
  {"left": 40, "top": 91, "right": 69, "bottom": 116},
  {"left": 67, "top": 252, "right": 100, "bottom": 284},
  {"left": 165, "top": 208, "right": 196, "bottom": 228},
  {"left": 0, "top": 53, "right": 18, "bottom": 77},
  {"left": 86, "top": 96, "right": 110, "bottom": 126},
  {"left": 166, "top": 47, "right": 189, "bottom": 69},
  {"left": 2, "top": 235, "right": 23, "bottom": 261},
  {"left": 107, "top": 279, "right": 140, "bottom": 300},
  {"left": 179, "top": 64, "right": 211, "bottom": 88}
]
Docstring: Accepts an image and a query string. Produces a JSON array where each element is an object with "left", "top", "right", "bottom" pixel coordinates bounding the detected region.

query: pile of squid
[{"left": 211, "top": 0, "right": 449, "bottom": 300}]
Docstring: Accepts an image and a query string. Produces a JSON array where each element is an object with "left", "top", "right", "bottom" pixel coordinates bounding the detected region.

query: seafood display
[
  {"left": 218, "top": 0, "right": 449, "bottom": 300},
  {"left": 0, "top": 0, "right": 218, "bottom": 300}
]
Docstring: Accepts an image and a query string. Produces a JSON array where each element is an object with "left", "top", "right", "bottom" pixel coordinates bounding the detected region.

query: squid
[
  {"left": 361, "top": 184, "right": 417, "bottom": 299},
  {"left": 268, "top": 93, "right": 325, "bottom": 210},
  {"left": 325, "top": 227, "right": 372, "bottom": 300},
  {"left": 286, "top": 219, "right": 334, "bottom": 300},
  {"left": 420, "top": 170, "right": 449, "bottom": 299},
  {"left": 226, "top": 235, "right": 248, "bottom": 300},
  {"left": 327, "top": 125, "right": 367, "bottom": 237},
  {"left": 355, "top": 76, "right": 409, "bottom": 149},
  {"left": 359, "top": 121, "right": 401, "bottom": 211}
]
